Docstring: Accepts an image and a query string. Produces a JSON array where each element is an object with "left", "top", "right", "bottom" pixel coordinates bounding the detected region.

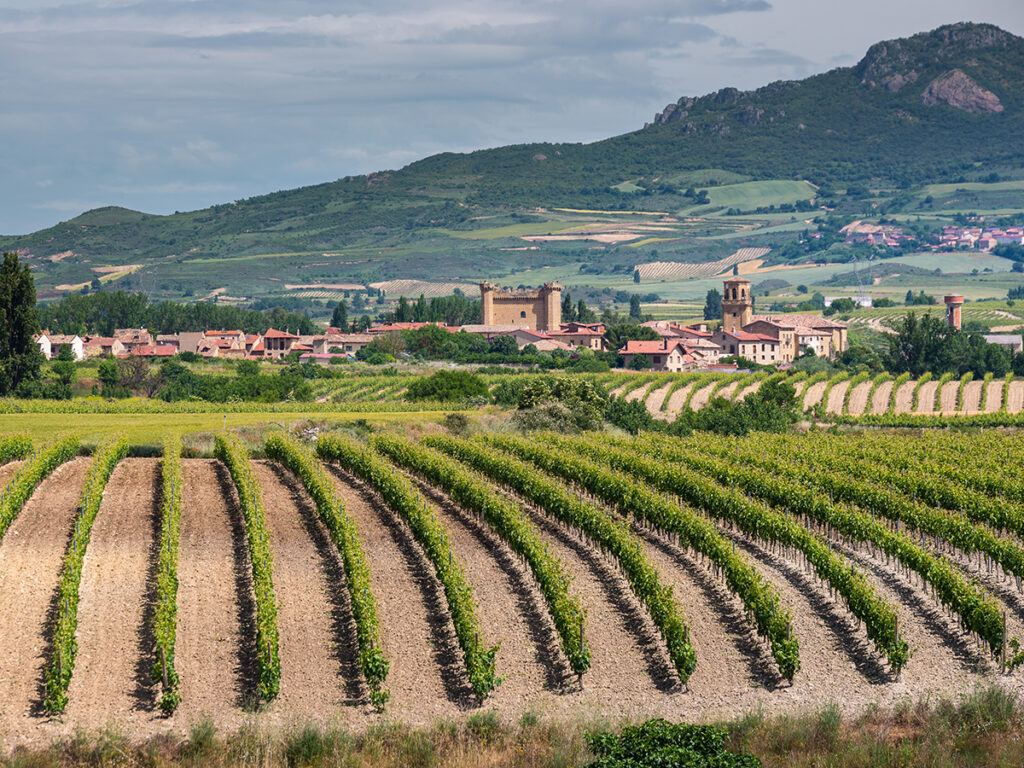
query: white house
[{"left": 36, "top": 333, "right": 85, "bottom": 361}]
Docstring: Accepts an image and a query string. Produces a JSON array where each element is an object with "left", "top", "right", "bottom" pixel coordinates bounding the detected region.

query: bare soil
[
  {"left": 985, "top": 380, "right": 1004, "bottom": 413},
  {"left": 915, "top": 382, "right": 939, "bottom": 414},
  {"left": 735, "top": 379, "right": 764, "bottom": 403},
  {"left": 253, "top": 461, "right": 362, "bottom": 720},
  {"left": 0, "top": 457, "right": 91, "bottom": 747},
  {"left": 962, "top": 381, "right": 984, "bottom": 414},
  {"left": 893, "top": 381, "right": 915, "bottom": 414},
  {"left": 825, "top": 380, "right": 849, "bottom": 414},
  {"left": 939, "top": 381, "right": 959, "bottom": 414},
  {"left": 871, "top": 381, "right": 894, "bottom": 414},
  {"left": 716, "top": 381, "right": 741, "bottom": 402},
  {"left": 624, "top": 381, "right": 655, "bottom": 403},
  {"left": 64, "top": 460, "right": 162, "bottom": 728},
  {"left": 1007, "top": 381, "right": 1024, "bottom": 413},
  {"left": 688, "top": 382, "right": 719, "bottom": 411},
  {"left": 0, "top": 459, "right": 25, "bottom": 488},
  {"left": 644, "top": 382, "right": 673, "bottom": 416},
  {"left": 173, "top": 460, "right": 251, "bottom": 721},
  {"left": 663, "top": 382, "right": 696, "bottom": 416},
  {"left": 802, "top": 381, "right": 826, "bottom": 411},
  {"left": 325, "top": 467, "right": 468, "bottom": 724},
  {"left": 846, "top": 382, "right": 871, "bottom": 416}
]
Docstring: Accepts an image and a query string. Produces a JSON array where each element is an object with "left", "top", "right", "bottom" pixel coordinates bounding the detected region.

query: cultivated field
[{"left": 3, "top": 427, "right": 1024, "bottom": 750}]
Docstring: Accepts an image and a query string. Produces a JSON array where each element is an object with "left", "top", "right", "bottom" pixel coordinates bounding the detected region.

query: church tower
[{"left": 722, "top": 277, "right": 752, "bottom": 332}]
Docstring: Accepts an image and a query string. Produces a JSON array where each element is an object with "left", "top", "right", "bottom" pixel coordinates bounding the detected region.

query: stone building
[
  {"left": 479, "top": 282, "right": 562, "bottom": 332},
  {"left": 720, "top": 277, "right": 848, "bottom": 360}
]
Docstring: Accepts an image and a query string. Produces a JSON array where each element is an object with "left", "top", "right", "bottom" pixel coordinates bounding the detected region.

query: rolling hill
[{"left": 4, "top": 22, "right": 1024, "bottom": 304}]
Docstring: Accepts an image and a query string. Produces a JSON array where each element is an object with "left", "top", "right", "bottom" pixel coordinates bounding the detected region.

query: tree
[
  {"left": 823, "top": 297, "right": 857, "bottom": 316},
  {"left": 394, "top": 296, "right": 412, "bottom": 323},
  {"left": 0, "top": 252, "right": 44, "bottom": 396},
  {"left": 490, "top": 334, "right": 519, "bottom": 356},
  {"left": 703, "top": 289, "right": 722, "bottom": 321},
  {"left": 629, "top": 354, "right": 651, "bottom": 370},
  {"left": 576, "top": 299, "right": 596, "bottom": 323},
  {"left": 561, "top": 292, "right": 576, "bottom": 323},
  {"left": 629, "top": 294, "right": 643, "bottom": 320},
  {"left": 331, "top": 301, "right": 348, "bottom": 330}
]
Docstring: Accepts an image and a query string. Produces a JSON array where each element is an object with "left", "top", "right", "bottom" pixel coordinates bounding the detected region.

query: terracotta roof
[
  {"left": 718, "top": 330, "right": 778, "bottom": 343},
  {"left": 618, "top": 339, "right": 688, "bottom": 355},
  {"left": 751, "top": 314, "right": 846, "bottom": 330},
  {"left": 551, "top": 327, "right": 603, "bottom": 337},
  {"left": 205, "top": 329, "right": 243, "bottom": 337},
  {"left": 262, "top": 328, "right": 299, "bottom": 339}
]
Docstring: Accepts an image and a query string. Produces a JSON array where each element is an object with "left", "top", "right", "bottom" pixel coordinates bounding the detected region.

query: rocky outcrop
[
  {"left": 858, "top": 22, "right": 1013, "bottom": 84},
  {"left": 879, "top": 70, "right": 918, "bottom": 92},
  {"left": 922, "top": 69, "right": 1003, "bottom": 113}
]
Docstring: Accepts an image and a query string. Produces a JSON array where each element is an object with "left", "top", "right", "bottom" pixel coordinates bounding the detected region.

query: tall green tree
[
  {"left": 330, "top": 301, "right": 348, "bottom": 330},
  {"left": 703, "top": 289, "right": 722, "bottom": 321},
  {"left": 562, "top": 291, "right": 576, "bottom": 323},
  {"left": 629, "top": 294, "right": 643, "bottom": 320},
  {"left": 0, "top": 252, "right": 44, "bottom": 395}
]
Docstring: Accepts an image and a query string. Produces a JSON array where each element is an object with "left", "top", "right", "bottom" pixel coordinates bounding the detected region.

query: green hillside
[{"left": 4, "top": 22, "right": 1024, "bottom": 305}]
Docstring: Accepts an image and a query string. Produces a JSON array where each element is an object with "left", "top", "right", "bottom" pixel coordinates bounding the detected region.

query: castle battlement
[{"left": 480, "top": 282, "right": 562, "bottom": 331}]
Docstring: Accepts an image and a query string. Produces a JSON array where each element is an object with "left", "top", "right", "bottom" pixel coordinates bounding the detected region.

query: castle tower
[
  {"left": 478, "top": 281, "right": 562, "bottom": 331},
  {"left": 541, "top": 282, "right": 562, "bottom": 332},
  {"left": 722, "top": 277, "right": 752, "bottom": 333},
  {"left": 944, "top": 294, "right": 964, "bottom": 331}
]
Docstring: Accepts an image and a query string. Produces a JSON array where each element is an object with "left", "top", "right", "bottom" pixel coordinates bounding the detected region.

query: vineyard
[{"left": 1, "top": 428, "right": 1024, "bottom": 747}]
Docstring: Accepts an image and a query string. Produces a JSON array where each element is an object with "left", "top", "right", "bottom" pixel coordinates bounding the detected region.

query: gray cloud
[{"left": 1, "top": 0, "right": 1022, "bottom": 234}]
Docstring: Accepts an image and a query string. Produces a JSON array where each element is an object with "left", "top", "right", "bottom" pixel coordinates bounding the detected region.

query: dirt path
[
  {"left": 645, "top": 382, "right": 673, "bottom": 416},
  {"left": 720, "top": 532, "right": 887, "bottom": 705},
  {"left": 1007, "top": 381, "right": 1024, "bottom": 413},
  {"left": 939, "top": 381, "right": 958, "bottom": 414},
  {"left": 625, "top": 380, "right": 655, "bottom": 403},
  {"left": 0, "top": 459, "right": 25, "bottom": 488},
  {"left": 635, "top": 528, "right": 778, "bottom": 699},
  {"left": 871, "top": 381, "right": 893, "bottom": 414},
  {"left": 717, "top": 381, "right": 741, "bottom": 402},
  {"left": 64, "top": 459, "right": 161, "bottom": 727},
  {"left": 409, "top": 479, "right": 568, "bottom": 702},
  {"left": 689, "top": 382, "right": 719, "bottom": 411},
  {"left": 518, "top": 501, "right": 675, "bottom": 709},
  {"left": 663, "top": 382, "right": 696, "bottom": 416},
  {"left": 735, "top": 379, "right": 764, "bottom": 403},
  {"left": 802, "top": 381, "right": 826, "bottom": 411},
  {"left": 174, "top": 459, "right": 251, "bottom": 720},
  {"left": 962, "top": 381, "right": 984, "bottom": 414},
  {"left": 893, "top": 381, "right": 914, "bottom": 414},
  {"left": 0, "top": 457, "right": 90, "bottom": 744},
  {"left": 825, "top": 380, "right": 849, "bottom": 414},
  {"left": 915, "top": 382, "right": 939, "bottom": 414},
  {"left": 253, "top": 462, "right": 360, "bottom": 719},
  {"left": 846, "top": 382, "right": 871, "bottom": 416},
  {"left": 326, "top": 468, "right": 468, "bottom": 724},
  {"left": 985, "top": 380, "right": 1004, "bottom": 413}
]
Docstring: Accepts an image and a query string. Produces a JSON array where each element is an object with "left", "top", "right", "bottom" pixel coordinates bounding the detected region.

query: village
[{"left": 34, "top": 277, "right": 851, "bottom": 372}]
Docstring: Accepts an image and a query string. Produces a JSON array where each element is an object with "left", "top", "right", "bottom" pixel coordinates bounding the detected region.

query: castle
[{"left": 479, "top": 282, "right": 562, "bottom": 332}]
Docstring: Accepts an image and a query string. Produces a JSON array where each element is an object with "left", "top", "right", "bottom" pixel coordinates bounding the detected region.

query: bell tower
[{"left": 722, "top": 277, "right": 752, "bottom": 332}]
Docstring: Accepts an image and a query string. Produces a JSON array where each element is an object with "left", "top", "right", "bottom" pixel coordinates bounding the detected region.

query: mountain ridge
[{"left": 4, "top": 21, "right": 1024, "bottom": 300}]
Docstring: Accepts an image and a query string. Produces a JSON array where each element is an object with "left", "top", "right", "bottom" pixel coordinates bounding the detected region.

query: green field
[
  {"left": 703, "top": 180, "right": 817, "bottom": 210},
  {"left": 0, "top": 410, "right": 452, "bottom": 445}
]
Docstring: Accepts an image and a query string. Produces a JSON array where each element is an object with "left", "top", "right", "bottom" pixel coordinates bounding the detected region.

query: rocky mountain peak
[{"left": 922, "top": 68, "right": 1004, "bottom": 113}]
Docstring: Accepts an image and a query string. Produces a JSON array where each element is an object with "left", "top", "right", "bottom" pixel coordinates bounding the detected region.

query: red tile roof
[
  {"left": 618, "top": 339, "right": 688, "bottom": 355},
  {"left": 263, "top": 328, "right": 299, "bottom": 339}
]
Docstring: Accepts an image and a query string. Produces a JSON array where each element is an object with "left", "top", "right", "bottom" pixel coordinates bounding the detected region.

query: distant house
[
  {"left": 497, "top": 328, "right": 573, "bottom": 352},
  {"left": 36, "top": 333, "right": 85, "bottom": 361},
  {"left": 261, "top": 328, "right": 300, "bottom": 359},
  {"left": 130, "top": 344, "right": 176, "bottom": 358},
  {"left": 313, "top": 333, "right": 373, "bottom": 356},
  {"left": 983, "top": 334, "right": 1024, "bottom": 354},
  {"left": 711, "top": 329, "right": 781, "bottom": 366},
  {"left": 618, "top": 339, "right": 694, "bottom": 372},
  {"left": 82, "top": 336, "right": 126, "bottom": 358},
  {"left": 114, "top": 328, "right": 153, "bottom": 352},
  {"left": 550, "top": 323, "right": 606, "bottom": 351}
]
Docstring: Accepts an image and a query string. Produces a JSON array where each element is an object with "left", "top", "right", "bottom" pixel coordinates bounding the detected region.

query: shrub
[
  {"left": 404, "top": 371, "right": 489, "bottom": 403},
  {"left": 586, "top": 719, "right": 761, "bottom": 767}
]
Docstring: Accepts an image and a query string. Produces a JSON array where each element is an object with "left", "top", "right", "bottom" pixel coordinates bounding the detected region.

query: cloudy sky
[{"left": 1, "top": 0, "right": 1022, "bottom": 234}]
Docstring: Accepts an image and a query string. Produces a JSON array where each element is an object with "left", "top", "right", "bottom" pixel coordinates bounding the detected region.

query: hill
[{"left": 4, "top": 22, "right": 1024, "bottom": 306}]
